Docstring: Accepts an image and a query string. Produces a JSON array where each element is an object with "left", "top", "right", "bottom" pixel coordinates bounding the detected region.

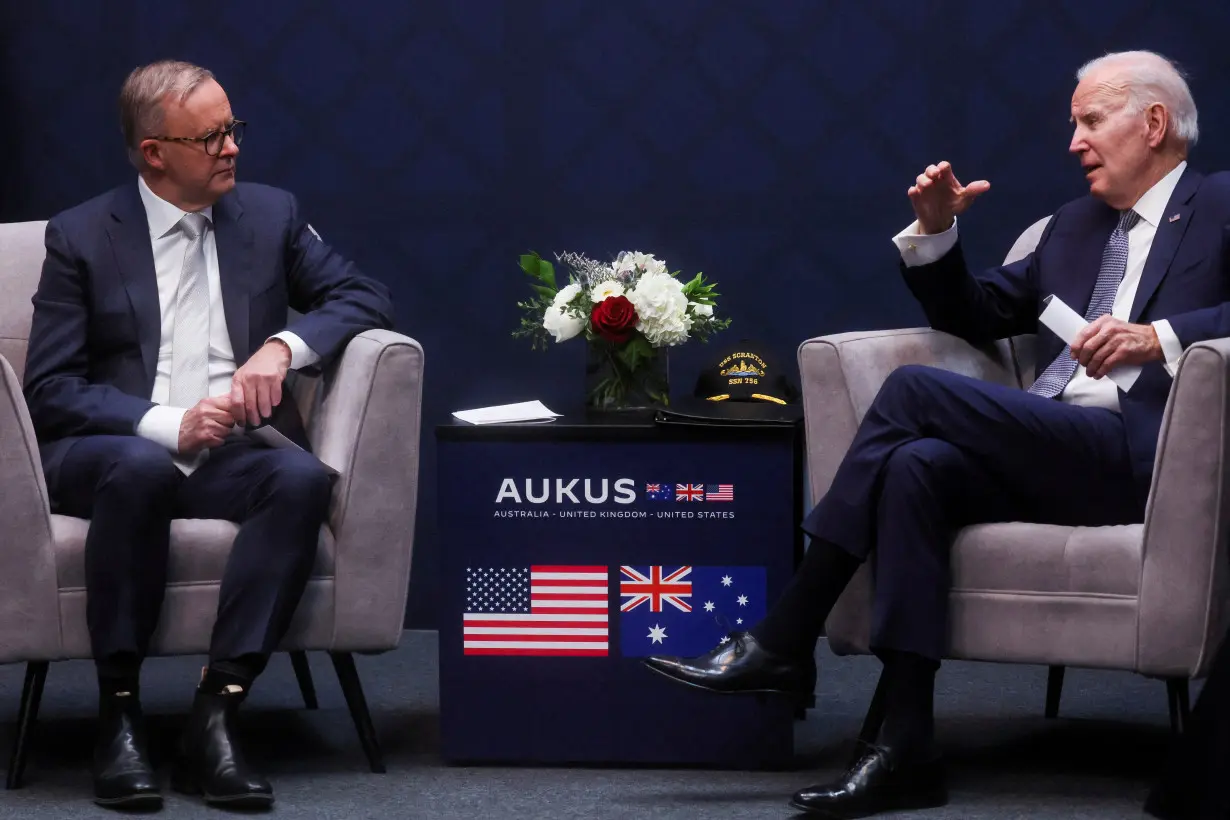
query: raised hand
[{"left": 907, "top": 161, "right": 991, "bottom": 234}]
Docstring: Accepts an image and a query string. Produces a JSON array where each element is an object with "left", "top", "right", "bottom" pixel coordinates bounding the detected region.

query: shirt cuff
[
  {"left": 136, "top": 405, "right": 186, "bottom": 453},
  {"left": 270, "top": 331, "right": 321, "bottom": 370},
  {"left": 1152, "top": 319, "right": 1184, "bottom": 378},
  {"left": 892, "top": 218, "right": 959, "bottom": 268}
]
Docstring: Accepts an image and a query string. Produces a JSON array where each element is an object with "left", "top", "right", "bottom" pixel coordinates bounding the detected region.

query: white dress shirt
[
  {"left": 134, "top": 177, "right": 319, "bottom": 452},
  {"left": 892, "top": 161, "right": 1188, "bottom": 411}
]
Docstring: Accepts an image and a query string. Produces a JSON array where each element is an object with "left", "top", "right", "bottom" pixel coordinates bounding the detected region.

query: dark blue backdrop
[{"left": 3, "top": 1, "right": 1229, "bottom": 627}]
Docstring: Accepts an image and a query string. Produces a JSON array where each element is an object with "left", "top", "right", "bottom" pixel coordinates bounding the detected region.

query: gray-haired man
[{"left": 23, "top": 60, "right": 393, "bottom": 809}]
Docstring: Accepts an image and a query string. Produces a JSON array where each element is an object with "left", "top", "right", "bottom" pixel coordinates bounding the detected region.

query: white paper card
[
  {"left": 247, "top": 426, "right": 340, "bottom": 476},
  {"left": 1038, "top": 295, "right": 1141, "bottom": 391},
  {"left": 452, "top": 400, "right": 561, "bottom": 425}
]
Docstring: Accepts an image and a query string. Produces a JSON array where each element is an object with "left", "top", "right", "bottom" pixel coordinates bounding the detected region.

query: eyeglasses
[{"left": 147, "top": 120, "right": 246, "bottom": 156}]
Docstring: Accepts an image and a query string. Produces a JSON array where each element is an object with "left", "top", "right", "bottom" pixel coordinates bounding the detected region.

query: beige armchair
[
  {"left": 0, "top": 220, "right": 425, "bottom": 788},
  {"left": 800, "top": 216, "right": 1230, "bottom": 737}
]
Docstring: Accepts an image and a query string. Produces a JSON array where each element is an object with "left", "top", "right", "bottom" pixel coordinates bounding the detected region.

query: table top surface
[{"left": 435, "top": 408, "right": 802, "bottom": 442}]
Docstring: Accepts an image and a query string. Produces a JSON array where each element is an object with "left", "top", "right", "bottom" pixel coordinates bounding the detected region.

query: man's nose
[
  {"left": 1069, "top": 128, "right": 1086, "bottom": 154},
  {"left": 219, "top": 134, "right": 239, "bottom": 159}
]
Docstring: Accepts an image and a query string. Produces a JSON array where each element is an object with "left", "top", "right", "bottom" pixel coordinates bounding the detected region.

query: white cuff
[
  {"left": 270, "top": 331, "right": 321, "bottom": 370},
  {"left": 892, "top": 218, "right": 959, "bottom": 268},
  {"left": 1152, "top": 319, "right": 1184, "bottom": 378},
  {"left": 136, "top": 405, "right": 187, "bottom": 453}
]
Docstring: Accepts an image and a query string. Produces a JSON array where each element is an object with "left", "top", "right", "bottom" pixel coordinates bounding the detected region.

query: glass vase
[{"left": 584, "top": 338, "right": 669, "bottom": 414}]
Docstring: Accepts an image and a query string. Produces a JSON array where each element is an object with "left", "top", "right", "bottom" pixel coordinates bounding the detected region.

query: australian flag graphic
[{"left": 619, "top": 565, "right": 767, "bottom": 657}]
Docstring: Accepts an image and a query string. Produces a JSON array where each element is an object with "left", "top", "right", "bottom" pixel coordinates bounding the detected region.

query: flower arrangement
[{"left": 514, "top": 250, "right": 731, "bottom": 409}]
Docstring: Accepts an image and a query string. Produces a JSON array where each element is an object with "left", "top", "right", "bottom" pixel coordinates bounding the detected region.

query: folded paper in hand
[
  {"left": 452, "top": 400, "right": 561, "bottom": 425},
  {"left": 246, "top": 426, "right": 340, "bottom": 476},
  {"left": 1038, "top": 295, "right": 1141, "bottom": 392}
]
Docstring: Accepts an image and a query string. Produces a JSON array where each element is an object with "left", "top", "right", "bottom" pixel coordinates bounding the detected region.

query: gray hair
[
  {"left": 1076, "top": 50, "right": 1199, "bottom": 147},
  {"left": 119, "top": 60, "right": 215, "bottom": 168}
]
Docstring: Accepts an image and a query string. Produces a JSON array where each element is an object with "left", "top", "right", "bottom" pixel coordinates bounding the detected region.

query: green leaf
[{"left": 518, "top": 252, "right": 558, "bottom": 289}]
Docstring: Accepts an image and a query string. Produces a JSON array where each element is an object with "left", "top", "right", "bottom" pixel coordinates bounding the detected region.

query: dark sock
[
  {"left": 97, "top": 654, "right": 141, "bottom": 698},
  {"left": 201, "top": 655, "right": 264, "bottom": 694},
  {"left": 751, "top": 538, "right": 861, "bottom": 658},
  {"left": 874, "top": 649, "right": 940, "bottom": 761}
]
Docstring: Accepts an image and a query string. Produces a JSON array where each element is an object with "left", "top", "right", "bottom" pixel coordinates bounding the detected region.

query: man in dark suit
[
  {"left": 22, "top": 60, "right": 394, "bottom": 810},
  {"left": 643, "top": 50, "right": 1230, "bottom": 816}
]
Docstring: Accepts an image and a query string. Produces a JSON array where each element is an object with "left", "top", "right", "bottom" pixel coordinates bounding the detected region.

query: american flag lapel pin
[{"left": 1169, "top": 213, "right": 1181, "bottom": 223}]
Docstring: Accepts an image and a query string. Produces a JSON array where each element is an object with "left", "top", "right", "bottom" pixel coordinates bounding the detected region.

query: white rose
[
  {"left": 628, "top": 271, "right": 693, "bottom": 347},
  {"left": 690, "top": 302, "right": 714, "bottom": 317},
  {"left": 552, "top": 283, "right": 582, "bottom": 308},
  {"left": 542, "top": 304, "right": 586, "bottom": 343},
  {"left": 591, "top": 280, "right": 625, "bottom": 301}
]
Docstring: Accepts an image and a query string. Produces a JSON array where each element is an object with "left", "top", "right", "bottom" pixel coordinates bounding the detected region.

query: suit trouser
[
  {"left": 50, "top": 435, "right": 332, "bottom": 669},
  {"left": 801, "top": 365, "right": 1145, "bottom": 660}
]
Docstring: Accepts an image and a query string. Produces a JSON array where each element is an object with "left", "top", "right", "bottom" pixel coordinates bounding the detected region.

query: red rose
[{"left": 590, "top": 295, "right": 639, "bottom": 343}]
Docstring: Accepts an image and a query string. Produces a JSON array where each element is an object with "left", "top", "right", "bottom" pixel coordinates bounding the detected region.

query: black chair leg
[
  {"left": 7, "top": 662, "right": 49, "bottom": 790},
  {"left": 329, "top": 652, "right": 386, "bottom": 773},
  {"left": 1167, "top": 678, "right": 1191, "bottom": 734},
  {"left": 289, "top": 651, "right": 319, "bottom": 710},
  {"left": 1045, "top": 665, "right": 1065, "bottom": 719},
  {"left": 858, "top": 669, "right": 889, "bottom": 745}
]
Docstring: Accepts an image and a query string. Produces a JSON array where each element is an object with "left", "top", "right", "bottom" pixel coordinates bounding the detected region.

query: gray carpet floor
[{"left": 0, "top": 630, "right": 1188, "bottom": 819}]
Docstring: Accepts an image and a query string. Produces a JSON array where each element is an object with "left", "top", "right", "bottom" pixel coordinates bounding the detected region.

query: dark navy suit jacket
[
  {"left": 23, "top": 180, "right": 395, "bottom": 493},
  {"left": 902, "top": 167, "right": 1230, "bottom": 494}
]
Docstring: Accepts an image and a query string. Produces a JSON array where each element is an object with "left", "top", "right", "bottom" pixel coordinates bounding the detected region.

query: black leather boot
[
  {"left": 93, "top": 690, "right": 161, "bottom": 809},
  {"left": 642, "top": 631, "right": 817, "bottom": 707},
  {"left": 171, "top": 685, "right": 273, "bottom": 808}
]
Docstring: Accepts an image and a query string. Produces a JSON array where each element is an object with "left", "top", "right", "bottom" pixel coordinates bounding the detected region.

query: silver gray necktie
[{"left": 168, "top": 212, "right": 211, "bottom": 409}]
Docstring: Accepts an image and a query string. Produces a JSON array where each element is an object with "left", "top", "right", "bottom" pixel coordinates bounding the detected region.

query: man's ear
[
  {"left": 141, "top": 140, "right": 166, "bottom": 171},
  {"left": 1145, "top": 103, "right": 1169, "bottom": 149}
]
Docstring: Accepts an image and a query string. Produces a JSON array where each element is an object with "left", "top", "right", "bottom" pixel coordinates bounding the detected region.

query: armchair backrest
[
  {"left": 0, "top": 221, "right": 48, "bottom": 383},
  {"left": 1003, "top": 215, "right": 1051, "bottom": 388}
]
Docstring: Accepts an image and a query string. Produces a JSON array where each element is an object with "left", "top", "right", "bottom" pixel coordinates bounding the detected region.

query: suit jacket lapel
[
  {"left": 1055, "top": 206, "right": 1118, "bottom": 327},
  {"left": 106, "top": 182, "right": 161, "bottom": 390},
  {"left": 212, "top": 191, "right": 252, "bottom": 361},
  {"left": 1129, "top": 168, "right": 1202, "bottom": 322}
]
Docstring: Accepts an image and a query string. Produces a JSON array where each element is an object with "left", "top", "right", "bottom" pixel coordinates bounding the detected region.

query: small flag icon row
[{"left": 644, "top": 483, "right": 734, "bottom": 502}]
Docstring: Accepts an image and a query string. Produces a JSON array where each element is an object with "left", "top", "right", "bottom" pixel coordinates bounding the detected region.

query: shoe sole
[
  {"left": 787, "top": 791, "right": 948, "bottom": 818},
  {"left": 172, "top": 775, "right": 274, "bottom": 809},
  {"left": 641, "top": 660, "right": 816, "bottom": 708},
  {"left": 203, "top": 792, "right": 275, "bottom": 809},
  {"left": 94, "top": 792, "right": 163, "bottom": 810}
]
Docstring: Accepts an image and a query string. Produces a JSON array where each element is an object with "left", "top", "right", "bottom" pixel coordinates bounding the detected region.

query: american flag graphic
[
  {"left": 620, "top": 566, "right": 693, "bottom": 613},
  {"left": 675, "top": 483, "right": 705, "bottom": 502},
  {"left": 463, "top": 566, "right": 608, "bottom": 656},
  {"left": 705, "top": 484, "right": 734, "bottom": 501}
]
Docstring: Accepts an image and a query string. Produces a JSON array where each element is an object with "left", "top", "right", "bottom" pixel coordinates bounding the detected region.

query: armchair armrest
[
  {"left": 307, "top": 330, "right": 425, "bottom": 652},
  {"left": 797, "top": 328, "right": 1019, "bottom": 502},
  {"left": 1138, "top": 337, "right": 1230, "bottom": 678},
  {"left": 0, "top": 354, "right": 62, "bottom": 663}
]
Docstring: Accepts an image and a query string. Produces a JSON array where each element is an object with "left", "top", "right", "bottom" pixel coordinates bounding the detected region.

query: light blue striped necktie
[{"left": 1028, "top": 208, "right": 1140, "bottom": 398}]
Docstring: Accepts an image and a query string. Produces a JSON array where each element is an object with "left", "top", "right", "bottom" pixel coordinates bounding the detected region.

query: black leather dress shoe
[
  {"left": 93, "top": 691, "right": 162, "bottom": 809},
  {"left": 171, "top": 686, "right": 273, "bottom": 808},
  {"left": 642, "top": 632, "right": 816, "bottom": 706},
  {"left": 789, "top": 742, "right": 947, "bottom": 817}
]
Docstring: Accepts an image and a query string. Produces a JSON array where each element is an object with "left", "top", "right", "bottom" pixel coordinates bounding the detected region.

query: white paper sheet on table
[
  {"left": 1038, "top": 295, "right": 1141, "bottom": 391},
  {"left": 452, "top": 400, "right": 561, "bottom": 425}
]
